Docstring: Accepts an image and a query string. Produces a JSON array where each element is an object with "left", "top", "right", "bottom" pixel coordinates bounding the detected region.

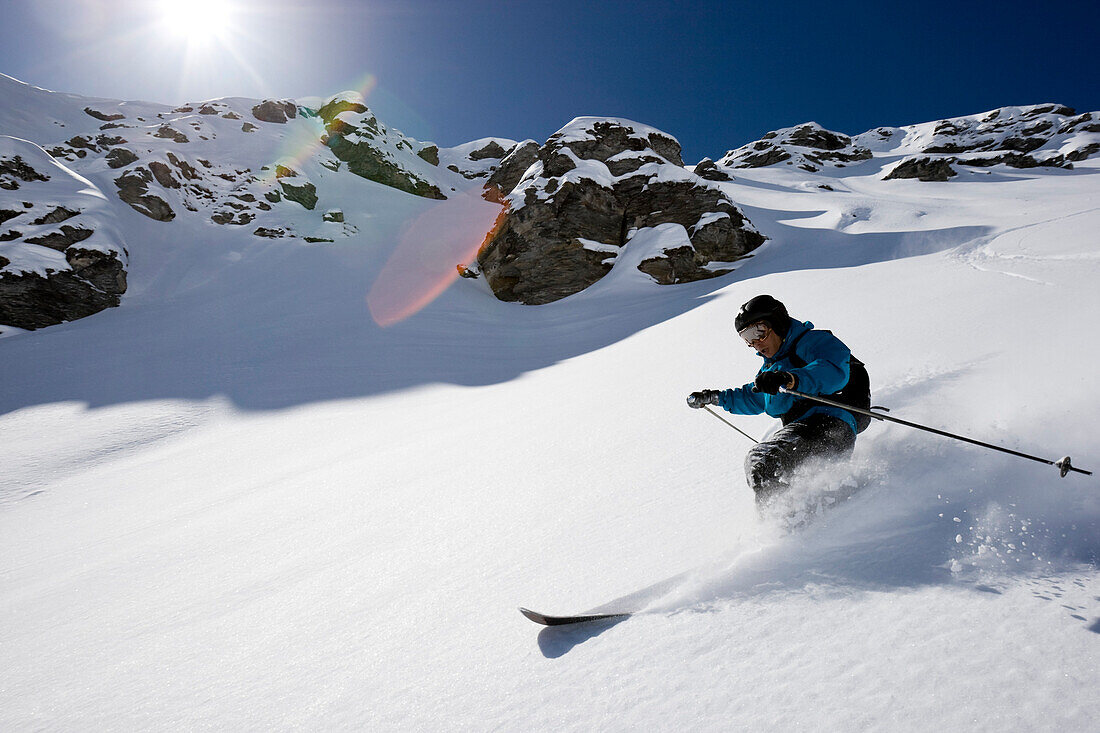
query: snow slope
[{"left": 1, "top": 78, "right": 1098, "bottom": 730}]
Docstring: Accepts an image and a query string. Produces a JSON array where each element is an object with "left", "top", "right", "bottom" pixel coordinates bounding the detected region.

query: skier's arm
[
  {"left": 717, "top": 384, "right": 767, "bottom": 415},
  {"left": 787, "top": 331, "right": 850, "bottom": 395}
]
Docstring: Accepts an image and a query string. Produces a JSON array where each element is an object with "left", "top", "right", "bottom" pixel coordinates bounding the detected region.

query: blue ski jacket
[{"left": 717, "top": 318, "right": 857, "bottom": 435}]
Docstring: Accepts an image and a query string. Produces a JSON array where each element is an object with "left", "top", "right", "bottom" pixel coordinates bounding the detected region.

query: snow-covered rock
[
  {"left": 436, "top": 136, "right": 540, "bottom": 193},
  {"left": 476, "top": 117, "right": 765, "bottom": 304},
  {"left": 720, "top": 105, "right": 1100, "bottom": 179},
  {"left": 718, "top": 121, "right": 873, "bottom": 172},
  {"left": 0, "top": 135, "right": 127, "bottom": 329},
  {"left": 315, "top": 91, "right": 447, "bottom": 199},
  {"left": 858, "top": 103, "right": 1100, "bottom": 178}
]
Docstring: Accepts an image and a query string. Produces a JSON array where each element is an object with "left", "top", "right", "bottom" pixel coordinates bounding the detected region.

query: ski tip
[{"left": 519, "top": 607, "right": 631, "bottom": 626}]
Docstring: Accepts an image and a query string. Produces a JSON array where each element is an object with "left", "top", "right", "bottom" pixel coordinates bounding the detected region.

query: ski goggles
[{"left": 738, "top": 322, "right": 770, "bottom": 346}]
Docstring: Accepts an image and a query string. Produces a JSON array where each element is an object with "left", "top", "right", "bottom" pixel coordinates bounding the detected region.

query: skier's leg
[
  {"left": 744, "top": 421, "right": 813, "bottom": 503},
  {"left": 744, "top": 415, "right": 855, "bottom": 505}
]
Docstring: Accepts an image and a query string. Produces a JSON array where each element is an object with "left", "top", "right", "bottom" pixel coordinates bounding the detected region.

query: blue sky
[{"left": 2, "top": 0, "right": 1098, "bottom": 162}]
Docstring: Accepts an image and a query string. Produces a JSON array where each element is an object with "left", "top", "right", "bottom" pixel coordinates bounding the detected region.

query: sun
[{"left": 158, "top": 0, "right": 234, "bottom": 44}]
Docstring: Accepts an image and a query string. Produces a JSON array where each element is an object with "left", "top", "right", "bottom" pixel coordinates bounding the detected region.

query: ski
[{"left": 519, "top": 607, "right": 631, "bottom": 626}]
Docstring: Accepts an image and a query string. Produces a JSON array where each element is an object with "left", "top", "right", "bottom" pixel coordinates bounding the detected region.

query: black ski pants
[{"left": 744, "top": 414, "right": 856, "bottom": 503}]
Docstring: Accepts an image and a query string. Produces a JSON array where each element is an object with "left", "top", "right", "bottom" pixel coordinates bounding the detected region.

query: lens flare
[
  {"left": 367, "top": 188, "right": 507, "bottom": 327},
  {"left": 262, "top": 73, "right": 380, "bottom": 184}
]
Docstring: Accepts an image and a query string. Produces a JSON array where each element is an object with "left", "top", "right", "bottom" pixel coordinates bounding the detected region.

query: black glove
[
  {"left": 753, "top": 371, "right": 795, "bottom": 395},
  {"left": 687, "top": 390, "right": 721, "bottom": 408}
]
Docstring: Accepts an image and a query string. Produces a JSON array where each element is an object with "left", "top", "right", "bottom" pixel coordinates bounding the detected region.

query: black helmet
[{"left": 735, "top": 295, "right": 790, "bottom": 338}]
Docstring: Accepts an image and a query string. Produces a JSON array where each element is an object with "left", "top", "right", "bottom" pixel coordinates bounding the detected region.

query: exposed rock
[
  {"left": 856, "top": 103, "right": 1094, "bottom": 170},
  {"left": 0, "top": 137, "right": 128, "bottom": 330},
  {"left": 884, "top": 156, "right": 957, "bottom": 182},
  {"left": 153, "top": 125, "right": 189, "bottom": 144},
  {"left": 720, "top": 123, "right": 870, "bottom": 171},
  {"left": 252, "top": 100, "right": 298, "bottom": 123},
  {"left": 1067, "top": 143, "right": 1100, "bottom": 162},
  {"left": 279, "top": 179, "right": 318, "bottom": 210},
  {"left": 0, "top": 263, "right": 124, "bottom": 329},
  {"left": 242, "top": 122, "right": 258, "bottom": 133},
  {"left": 66, "top": 135, "right": 99, "bottom": 151},
  {"left": 469, "top": 140, "right": 510, "bottom": 161},
  {"left": 316, "top": 92, "right": 446, "bottom": 199},
  {"left": 211, "top": 210, "right": 255, "bottom": 225},
  {"left": 1025, "top": 104, "right": 1074, "bottom": 117},
  {"left": 1001, "top": 136, "right": 1046, "bottom": 153},
  {"left": 253, "top": 227, "right": 287, "bottom": 238},
  {"left": 476, "top": 118, "right": 764, "bottom": 304},
  {"left": 24, "top": 225, "right": 94, "bottom": 251},
  {"left": 693, "top": 158, "right": 733, "bottom": 182},
  {"left": 30, "top": 206, "right": 79, "bottom": 225},
  {"left": 83, "top": 107, "right": 125, "bottom": 122},
  {"left": 605, "top": 153, "right": 665, "bottom": 177},
  {"left": 66, "top": 247, "right": 127, "bottom": 294},
  {"left": 955, "top": 153, "right": 1062, "bottom": 169},
  {"left": 114, "top": 168, "right": 176, "bottom": 221},
  {"left": 788, "top": 125, "right": 849, "bottom": 150},
  {"left": 166, "top": 152, "right": 201, "bottom": 180},
  {"left": 323, "top": 209, "right": 344, "bottom": 223},
  {"left": 149, "top": 161, "right": 180, "bottom": 188},
  {"left": 1058, "top": 114, "right": 1096, "bottom": 134},
  {"left": 728, "top": 143, "right": 791, "bottom": 169},
  {"left": 486, "top": 141, "right": 540, "bottom": 194},
  {"left": 1, "top": 155, "right": 50, "bottom": 189},
  {"left": 416, "top": 145, "right": 440, "bottom": 166}
]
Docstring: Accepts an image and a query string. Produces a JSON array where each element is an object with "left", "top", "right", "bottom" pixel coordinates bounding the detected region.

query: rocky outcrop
[
  {"left": 720, "top": 123, "right": 872, "bottom": 172},
  {"left": 486, "top": 141, "right": 540, "bottom": 194},
  {"left": 416, "top": 145, "right": 439, "bottom": 166},
  {"left": 275, "top": 165, "right": 318, "bottom": 210},
  {"left": 884, "top": 156, "right": 957, "bottom": 182},
  {"left": 251, "top": 100, "right": 298, "bottom": 124},
  {"left": 437, "top": 138, "right": 537, "bottom": 186},
  {"left": 105, "top": 147, "right": 139, "bottom": 169},
  {"left": 714, "top": 105, "right": 1100, "bottom": 181},
  {"left": 862, "top": 104, "right": 1100, "bottom": 177},
  {"left": 83, "top": 107, "right": 125, "bottom": 122},
  {"left": 316, "top": 92, "right": 446, "bottom": 199},
  {"left": 475, "top": 118, "right": 764, "bottom": 304},
  {"left": 1, "top": 154, "right": 51, "bottom": 188},
  {"left": 113, "top": 168, "right": 176, "bottom": 221},
  {"left": 692, "top": 158, "right": 733, "bottom": 182},
  {"left": 469, "top": 140, "right": 510, "bottom": 161},
  {"left": 0, "top": 136, "right": 128, "bottom": 329},
  {"left": 153, "top": 125, "right": 189, "bottom": 144}
]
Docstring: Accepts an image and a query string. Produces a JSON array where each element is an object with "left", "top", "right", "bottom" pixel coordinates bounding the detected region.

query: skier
[{"left": 687, "top": 295, "right": 868, "bottom": 506}]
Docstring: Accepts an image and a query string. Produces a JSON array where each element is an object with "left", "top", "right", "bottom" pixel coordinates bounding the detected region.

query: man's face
[{"left": 740, "top": 321, "right": 783, "bottom": 358}]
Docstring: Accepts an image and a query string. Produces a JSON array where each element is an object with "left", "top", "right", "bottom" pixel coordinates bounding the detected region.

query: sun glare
[{"left": 159, "top": 0, "right": 233, "bottom": 43}]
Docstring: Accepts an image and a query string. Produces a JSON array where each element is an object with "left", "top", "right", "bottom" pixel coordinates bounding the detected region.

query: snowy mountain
[
  {"left": 720, "top": 104, "right": 1100, "bottom": 179},
  {"left": 2, "top": 74, "right": 1098, "bottom": 730}
]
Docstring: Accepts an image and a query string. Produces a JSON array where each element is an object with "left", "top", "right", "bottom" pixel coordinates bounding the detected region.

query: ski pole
[
  {"left": 702, "top": 405, "right": 759, "bottom": 444},
  {"left": 780, "top": 387, "right": 1092, "bottom": 478}
]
